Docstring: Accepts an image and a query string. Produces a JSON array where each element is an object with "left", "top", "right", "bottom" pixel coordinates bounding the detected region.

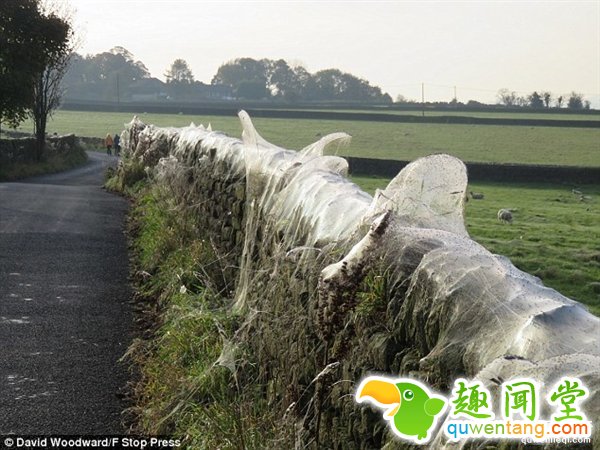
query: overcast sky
[{"left": 70, "top": 0, "right": 600, "bottom": 106}]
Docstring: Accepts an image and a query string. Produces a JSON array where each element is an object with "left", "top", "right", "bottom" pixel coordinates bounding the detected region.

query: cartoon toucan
[{"left": 356, "top": 377, "right": 447, "bottom": 443}]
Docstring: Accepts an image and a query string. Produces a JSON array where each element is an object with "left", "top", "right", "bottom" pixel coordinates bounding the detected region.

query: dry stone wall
[
  {"left": 0, "top": 133, "right": 81, "bottom": 165},
  {"left": 121, "top": 112, "right": 599, "bottom": 449}
]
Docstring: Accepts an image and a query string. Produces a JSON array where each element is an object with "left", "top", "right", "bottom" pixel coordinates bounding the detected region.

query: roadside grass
[
  {"left": 104, "top": 158, "right": 146, "bottom": 193},
  {"left": 0, "top": 144, "right": 88, "bottom": 181},
  {"left": 123, "top": 184, "right": 275, "bottom": 448},
  {"left": 16, "top": 109, "right": 600, "bottom": 167},
  {"left": 352, "top": 175, "right": 600, "bottom": 315}
]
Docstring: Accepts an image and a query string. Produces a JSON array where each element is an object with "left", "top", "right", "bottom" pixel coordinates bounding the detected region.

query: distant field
[
  {"left": 16, "top": 109, "right": 600, "bottom": 167},
  {"left": 304, "top": 108, "right": 600, "bottom": 121},
  {"left": 352, "top": 176, "right": 600, "bottom": 315}
]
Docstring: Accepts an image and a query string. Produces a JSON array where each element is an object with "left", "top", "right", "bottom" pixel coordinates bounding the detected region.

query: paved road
[{"left": 0, "top": 153, "right": 132, "bottom": 434}]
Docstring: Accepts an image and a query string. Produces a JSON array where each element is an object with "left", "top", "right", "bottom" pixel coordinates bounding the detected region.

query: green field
[
  {"left": 303, "top": 108, "right": 600, "bottom": 121},
  {"left": 352, "top": 176, "right": 600, "bottom": 314},
  {"left": 16, "top": 109, "right": 600, "bottom": 167},
  {"left": 12, "top": 109, "right": 599, "bottom": 312}
]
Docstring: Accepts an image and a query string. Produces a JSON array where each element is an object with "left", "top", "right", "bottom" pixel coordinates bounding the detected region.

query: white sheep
[{"left": 497, "top": 209, "right": 513, "bottom": 224}]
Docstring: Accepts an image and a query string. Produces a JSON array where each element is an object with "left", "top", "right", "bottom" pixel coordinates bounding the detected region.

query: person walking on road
[
  {"left": 105, "top": 133, "right": 113, "bottom": 155},
  {"left": 113, "top": 133, "right": 121, "bottom": 156}
]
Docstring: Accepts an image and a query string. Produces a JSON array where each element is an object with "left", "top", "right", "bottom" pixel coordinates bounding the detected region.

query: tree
[
  {"left": 306, "top": 68, "right": 390, "bottom": 103},
  {"left": 31, "top": 0, "right": 75, "bottom": 160},
  {"left": 288, "top": 65, "right": 312, "bottom": 101},
  {"left": 556, "top": 95, "right": 564, "bottom": 108},
  {"left": 62, "top": 47, "right": 150, "bottom": 101},
  {"left": 467, "top": 100, "right": 485, "bottom": 107},
  {"left": 584, "top": 100, "right": 591, "bottom": 110},
  {"left": 212, "top": 58, "right": 268, "bottom": 90},
  {"left": 381, "top": 93, "right": 393, "bottom": 104},
  {"left": 567, "top": 92, "right": 584, "bottom": 109},
  {"left": 211, "top": 57, "right": 391, "bottom": 103},
  {"left": 515, "top": 95, "right": 528, "bottom": 107},
  {"left": 542, "top": 91, "right": 552, "bottom": 108},
  {"left": 235, "top": 80, "right": 269, "bottom": 100},
  {"left": 265, "top": 59, "right": 301, "bottom": 99},
  {"left": 165, "top": 59, "right": 194, "bottom": 83},
  {"left": 528, "top": 91, "right": 544, "bottom": 108},
  {"left": 497, "top": 88, "right": 517, "bottom": 106},
  {"left": 164, "top": 59, "right": 195, "bottom": 100},
  {"left": 92, "top": 47, "right": 150, "bottom": 101},
  {"left": 0, "top": 0, "right": 70, "bottom": 133}
]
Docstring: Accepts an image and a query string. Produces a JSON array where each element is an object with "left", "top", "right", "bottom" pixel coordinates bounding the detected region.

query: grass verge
[{"left": 121, "top": 180, "right": 275, "bottom": 449}]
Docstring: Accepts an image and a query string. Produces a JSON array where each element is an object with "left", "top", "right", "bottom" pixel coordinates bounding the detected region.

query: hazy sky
[{"left": 70, "top": 0, "right": 600, "bottom": 106}]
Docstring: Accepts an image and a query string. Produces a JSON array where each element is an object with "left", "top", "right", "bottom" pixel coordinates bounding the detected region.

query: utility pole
[{"left": 421, "top": 82, "right": 425, "bottom": 117}]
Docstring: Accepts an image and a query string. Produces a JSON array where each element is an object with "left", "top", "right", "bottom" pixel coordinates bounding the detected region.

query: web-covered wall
[{"left": 120, "top": 112, "right": 599, "bottom": 449}]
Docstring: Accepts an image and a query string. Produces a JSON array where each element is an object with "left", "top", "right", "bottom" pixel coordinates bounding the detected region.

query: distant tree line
[
  {"left": 61, "top": 48, "right": 595, "bottom": 109},
  {"left": 61, "top": 50, "right": 393, "bottom": 104},
  {"left": 395, "top": 90, "right": 593, "bottom": 110},
  {"left": 212, "top": 58, "right": 393, "bottom": 103},
  {"left": 496, "top": 88, "right": 591, "bottom": 110}
]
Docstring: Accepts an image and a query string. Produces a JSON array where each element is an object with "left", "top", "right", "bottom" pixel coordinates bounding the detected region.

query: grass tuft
[{"left": 105, "top": 157, "right": 146, "bottom": 194}]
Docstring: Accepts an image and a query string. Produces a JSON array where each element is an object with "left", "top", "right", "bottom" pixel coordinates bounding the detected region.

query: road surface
[{"left": 0, "top": 153, "right": 132, "bottom": 434}]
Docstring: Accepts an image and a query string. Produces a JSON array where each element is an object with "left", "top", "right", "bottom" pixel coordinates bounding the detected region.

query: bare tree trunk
[
  {"left": 33, "top": 76, "right": 47, "bottom": 161},
  {"left": 31, "top": 46, "right": 73, "bottom": 161}
]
